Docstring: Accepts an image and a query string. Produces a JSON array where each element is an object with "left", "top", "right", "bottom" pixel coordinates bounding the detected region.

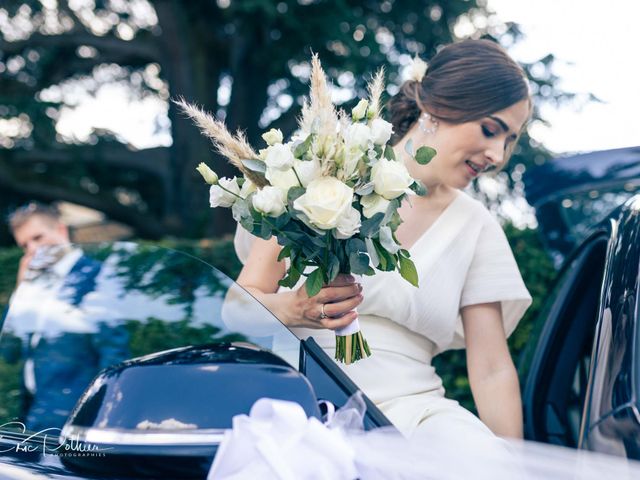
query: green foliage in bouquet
[{"left": 179, "top": 55, "right": 435, "bottom": 364}]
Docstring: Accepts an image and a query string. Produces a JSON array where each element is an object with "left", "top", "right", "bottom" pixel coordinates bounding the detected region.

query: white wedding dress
[{"left": 234, "top": 190, "right": 531, "bottom": 447}]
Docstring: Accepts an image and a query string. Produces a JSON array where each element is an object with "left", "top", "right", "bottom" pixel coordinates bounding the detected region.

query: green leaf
[
  {"left": 410, "top": 180, "right": 428, "bottom": 196},
  {"left": 305, "top": 268, "right": 324, "bottom": 297},
  {"left": 259, "top": 220, "right": 272, "bottom": 239},
  {"left": 294, "top": 134, "right": 314, "bottom": 159},
  {"left": 277, "top": 244, "right": 292, "bottom": 261},
  {"left": 287, "top": 186, "right": 306, "bottom": 204},
  {"left": 241, "top": 158, "right": 267, "bottom": 174},
  {"left": 359, "top": 212, "right": 384, "bottom": 237},
  {"left": 415, "top": 146, "right": 436, "bottom": 165},
  {"left": 349, "top": 252, "right": 369, "bottom": 274},
  {"left": 384, "top": 145, "right": 396, "bottom": 161},
  {"left": 399, "top": 255, "right": 419, "bottom": 287},
  {"left": 328, "top": 255, "right": 341, "bottom": 282}
]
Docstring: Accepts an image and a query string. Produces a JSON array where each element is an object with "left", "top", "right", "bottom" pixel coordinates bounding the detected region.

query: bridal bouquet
[{"left": 179, "top": 55, "right": 434, "bottom": 364}]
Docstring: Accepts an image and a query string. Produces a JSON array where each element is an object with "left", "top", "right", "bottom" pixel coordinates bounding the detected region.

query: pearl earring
[{"left": 418, "top": 112, "right": 438, "bottom": 135}]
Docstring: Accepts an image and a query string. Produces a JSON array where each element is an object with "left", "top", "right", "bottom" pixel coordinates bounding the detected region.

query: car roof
[{"left": 524, "top": 146, "right": 640, "bottom": 207}]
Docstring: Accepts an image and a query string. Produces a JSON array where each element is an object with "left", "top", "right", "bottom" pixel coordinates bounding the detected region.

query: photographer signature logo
[{"left": 0, "top": 422, "right": 111, "bottom": 457}]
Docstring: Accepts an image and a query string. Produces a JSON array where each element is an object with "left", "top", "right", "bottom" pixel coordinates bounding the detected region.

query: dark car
[
  {"left": 0, "top": 242, "right": 390, "bottom": 478},
  {"left": 522, "top": 146, "right": 640, "bottom": 459}
]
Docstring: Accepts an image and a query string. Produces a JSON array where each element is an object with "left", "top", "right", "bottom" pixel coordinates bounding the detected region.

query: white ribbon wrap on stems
[{"left": 335, "top": 274, "right": 362, "bottom": 337}]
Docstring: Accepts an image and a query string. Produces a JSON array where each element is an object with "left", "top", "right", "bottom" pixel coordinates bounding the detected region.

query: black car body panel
[{"left": 523, "top": 148, "right": 640, "bottom": 459}]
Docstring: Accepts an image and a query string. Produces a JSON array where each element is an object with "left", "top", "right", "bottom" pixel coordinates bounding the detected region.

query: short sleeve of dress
[
  {"left": 233, "top": 225, "right": 258, "bottom": 265},
  {"left": 447, "top": 213, "right": 532, "bottom": 351}
]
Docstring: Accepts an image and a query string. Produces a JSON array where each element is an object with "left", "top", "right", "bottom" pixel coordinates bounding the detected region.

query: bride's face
[{"left": 408, "top": 99, "right": 530, "bottom": 189}]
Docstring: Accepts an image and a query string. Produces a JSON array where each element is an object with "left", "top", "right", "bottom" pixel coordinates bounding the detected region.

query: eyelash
[{"left": 481, "top": 125, "right": 496, "bottom": 138}]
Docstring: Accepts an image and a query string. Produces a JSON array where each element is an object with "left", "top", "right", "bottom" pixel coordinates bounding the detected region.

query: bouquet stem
[{"left": 334, "top": 313, "right": 371, "bottom": 365}]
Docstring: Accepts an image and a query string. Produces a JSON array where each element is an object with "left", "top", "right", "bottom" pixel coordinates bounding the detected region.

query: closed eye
[{"left": 481, "top": 125, "right": 496, "bottom": 138}]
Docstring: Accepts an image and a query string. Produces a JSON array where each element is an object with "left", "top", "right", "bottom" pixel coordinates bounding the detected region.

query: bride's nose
[{"left": 484, "top": 142, "right": 505, "bottom": 168}]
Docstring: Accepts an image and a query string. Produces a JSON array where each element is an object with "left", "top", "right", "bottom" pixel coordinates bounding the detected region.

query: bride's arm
[
  {"left": 236, "top": 236, "right": 362, "bottom": 330},
  {"left": 461, "top": 302, "right": 523, "bottom": 439}
]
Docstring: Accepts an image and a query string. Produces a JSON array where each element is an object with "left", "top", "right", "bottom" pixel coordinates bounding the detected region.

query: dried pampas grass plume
[
  {"left": 174, "top": 97, "right": 268, "bottom": 188},
  {"left": 299, "top": 54, "right": 338, "bottom": 136},
  {"left": 367, "top": 67, "right": 385, "bottom": 119}
]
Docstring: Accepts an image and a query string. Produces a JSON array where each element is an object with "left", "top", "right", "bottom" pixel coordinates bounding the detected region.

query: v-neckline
[{"left": 406, "top": 190, "right": 463, "bottom": 254}]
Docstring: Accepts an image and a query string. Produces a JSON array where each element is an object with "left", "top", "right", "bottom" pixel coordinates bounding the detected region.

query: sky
[
  {"left": 49, "top": 0, "right": 640, "bottom": 156},
  {"left": 487, "top": 0, "right": 640, "bottom": 155}
]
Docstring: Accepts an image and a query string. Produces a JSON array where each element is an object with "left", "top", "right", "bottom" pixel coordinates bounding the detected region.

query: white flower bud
[
  {"left": 343, "top": 123, "right": 371, "bottom": 149},
  {"left": 351, "top": 99, "right": 369, "bottom": 121},
  {"left": 209, "top": 177, "right": 240, "bottom": 208},
  {"left": 240, "top": 178, "right": 257, "bottom": 197},
  {"left": 371, "top": 158, "right": 414, "bottom": 200},
  {"left": 252, "top": 186, "right": 287, "bottom": 217},
  {"left": 370, "top": 118, "right": 394, "bottom": 146},
  {"left": 261, "top": 128, "right": 284, "bottom": 146},
  {"left": 360, "top": 193, "right": 391, "bottom": 218},
  {"left": 196, "top": 162, "right": 218, "bottom": 185},
  {"left": 334, "top": 207, "right": 361, "bottom": 239},
  {"left": 265, "top": 143, "right": 295, "bottom": 171}
]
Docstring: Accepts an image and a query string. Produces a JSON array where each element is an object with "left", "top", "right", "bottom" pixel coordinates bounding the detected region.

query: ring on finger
[{"left": 319, "top": 303, "right": 328, "bottom": 319}]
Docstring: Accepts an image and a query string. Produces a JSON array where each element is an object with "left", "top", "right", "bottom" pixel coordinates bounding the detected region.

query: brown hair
[
  {"left": 388, "top": 39, "right": 530, "bottom": 147},
  {"left": 8, "top": 202, "right": 62, "bottom": 233}
]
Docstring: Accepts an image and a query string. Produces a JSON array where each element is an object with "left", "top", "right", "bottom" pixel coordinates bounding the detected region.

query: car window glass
[{"left": 0, "top": 242, "right": 301, "bottom": 434}]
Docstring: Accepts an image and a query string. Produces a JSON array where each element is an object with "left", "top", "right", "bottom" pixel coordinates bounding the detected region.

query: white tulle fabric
[
  {"left": 234, "top": 191, "right": 531, "bottom": 439},
  {"left": 209, "top": 397, "right": 640, "bottom": 480}
]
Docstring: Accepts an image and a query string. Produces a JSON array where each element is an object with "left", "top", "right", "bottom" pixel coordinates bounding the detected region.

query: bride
[{"left": 234, "top": 39, "right": 532, "bottom": 446}]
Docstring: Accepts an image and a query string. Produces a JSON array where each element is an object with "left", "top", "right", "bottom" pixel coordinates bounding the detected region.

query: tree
[{"left": 0, "top": 0, "right": 568, "bottom": 243}]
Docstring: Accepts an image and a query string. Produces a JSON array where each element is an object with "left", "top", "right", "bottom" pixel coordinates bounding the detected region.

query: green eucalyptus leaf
[
  {"left": 410, "top": 180, "right": 428, "bottom": 196},
  {"left": 294, "top": 134, "right": 314, "bottom": 159},
  {"left": 359, "top": 212, "right": 384, "bottom": 237},
  {"left": 349, "top": 252, "right": 369, "bottom": 274},
  {"left": 277, "top": 244, "right": 292, "bottom": 261},
  {"left": 399, "top": 255, "right": 419, "bottom": 287},
  {"left": 415, "top": 146, "right": 436, "bottom": 165},
  {"left": 241, "top": 159, "right": 267, "bottom": 174},
  {"left": 305, "top": 268, "right": 324, "bottom": 297},
  {"left": 384, "top": 145, "right": 396, "bottom": 161},
  {"left": 328, "top": 255, "right": 341, "bottom": 282},
  {"left": 287, "top": 186, "right": 306, "bottom": 203}
]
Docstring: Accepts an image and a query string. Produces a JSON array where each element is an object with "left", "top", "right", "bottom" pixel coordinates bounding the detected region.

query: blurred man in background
[{"left": 2, "top": 202, "right": 129, "bottom": 432}]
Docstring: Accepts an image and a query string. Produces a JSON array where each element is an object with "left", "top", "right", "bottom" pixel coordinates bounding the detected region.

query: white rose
[
  {"left": 334, "top": 207, "right": 361, "bottom": 239},
  {"left": 265, "top": 143, "right": 295, "bottom": 171},
  {"left": 351, "top": 99, "right": 369, "bottom": 121},
  {"left": 407, "top": 55, "right": 428, "bottom": 82},
  {"left": 295, "top": 158, "right": 322, "bottom": 187},
  {"left": 370, "top": 118, "right": 394, "bottom": 146},
  {"left": 266, "top": 166, "right": 299, "bottom": 192},
  {"left": 293, "top": 177, "right": 354, "bottom": 230},
  {"left": 343, "top": 123, "right": 371, "bottom": 149},
  {"left": 252, "top": 186, "right": 286, "bottom": 217},
  {"left": 371, "top": 158, "right": 414, "bottom": 200},
  {"left": 196, "top": 162, "right": 218, "bottom": 185},
  {"left": 360, "top": 193, "right": 391, "bottom": 218},
  {"left": 240, "top": 178, "right": 257, "bottom": 197},
  {"left": 261, "top": 128, "right": 284, "bottom": 146},
  {"left": 209, "top": 177, "right": 240, "bottom": 208}
]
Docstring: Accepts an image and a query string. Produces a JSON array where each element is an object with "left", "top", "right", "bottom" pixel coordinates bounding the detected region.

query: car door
[
  {"left": 523, "top": 195, "right": 640, "bottom": 458},
  {"left": 521, "top": 228, "right": 610, "bottom": 447},
  {"left": 578, "top": 197, "right": 640, "bottom": 459}
]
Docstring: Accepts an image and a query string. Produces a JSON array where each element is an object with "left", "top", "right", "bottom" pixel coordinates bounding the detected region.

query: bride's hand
[{"left": 289, "top": 274, "right": 363, "bottom": 331}]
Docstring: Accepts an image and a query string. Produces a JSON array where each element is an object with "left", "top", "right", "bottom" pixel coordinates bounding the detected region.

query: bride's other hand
[{"left": 237, "top": 237, "right": 363, "bottom": 330}]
